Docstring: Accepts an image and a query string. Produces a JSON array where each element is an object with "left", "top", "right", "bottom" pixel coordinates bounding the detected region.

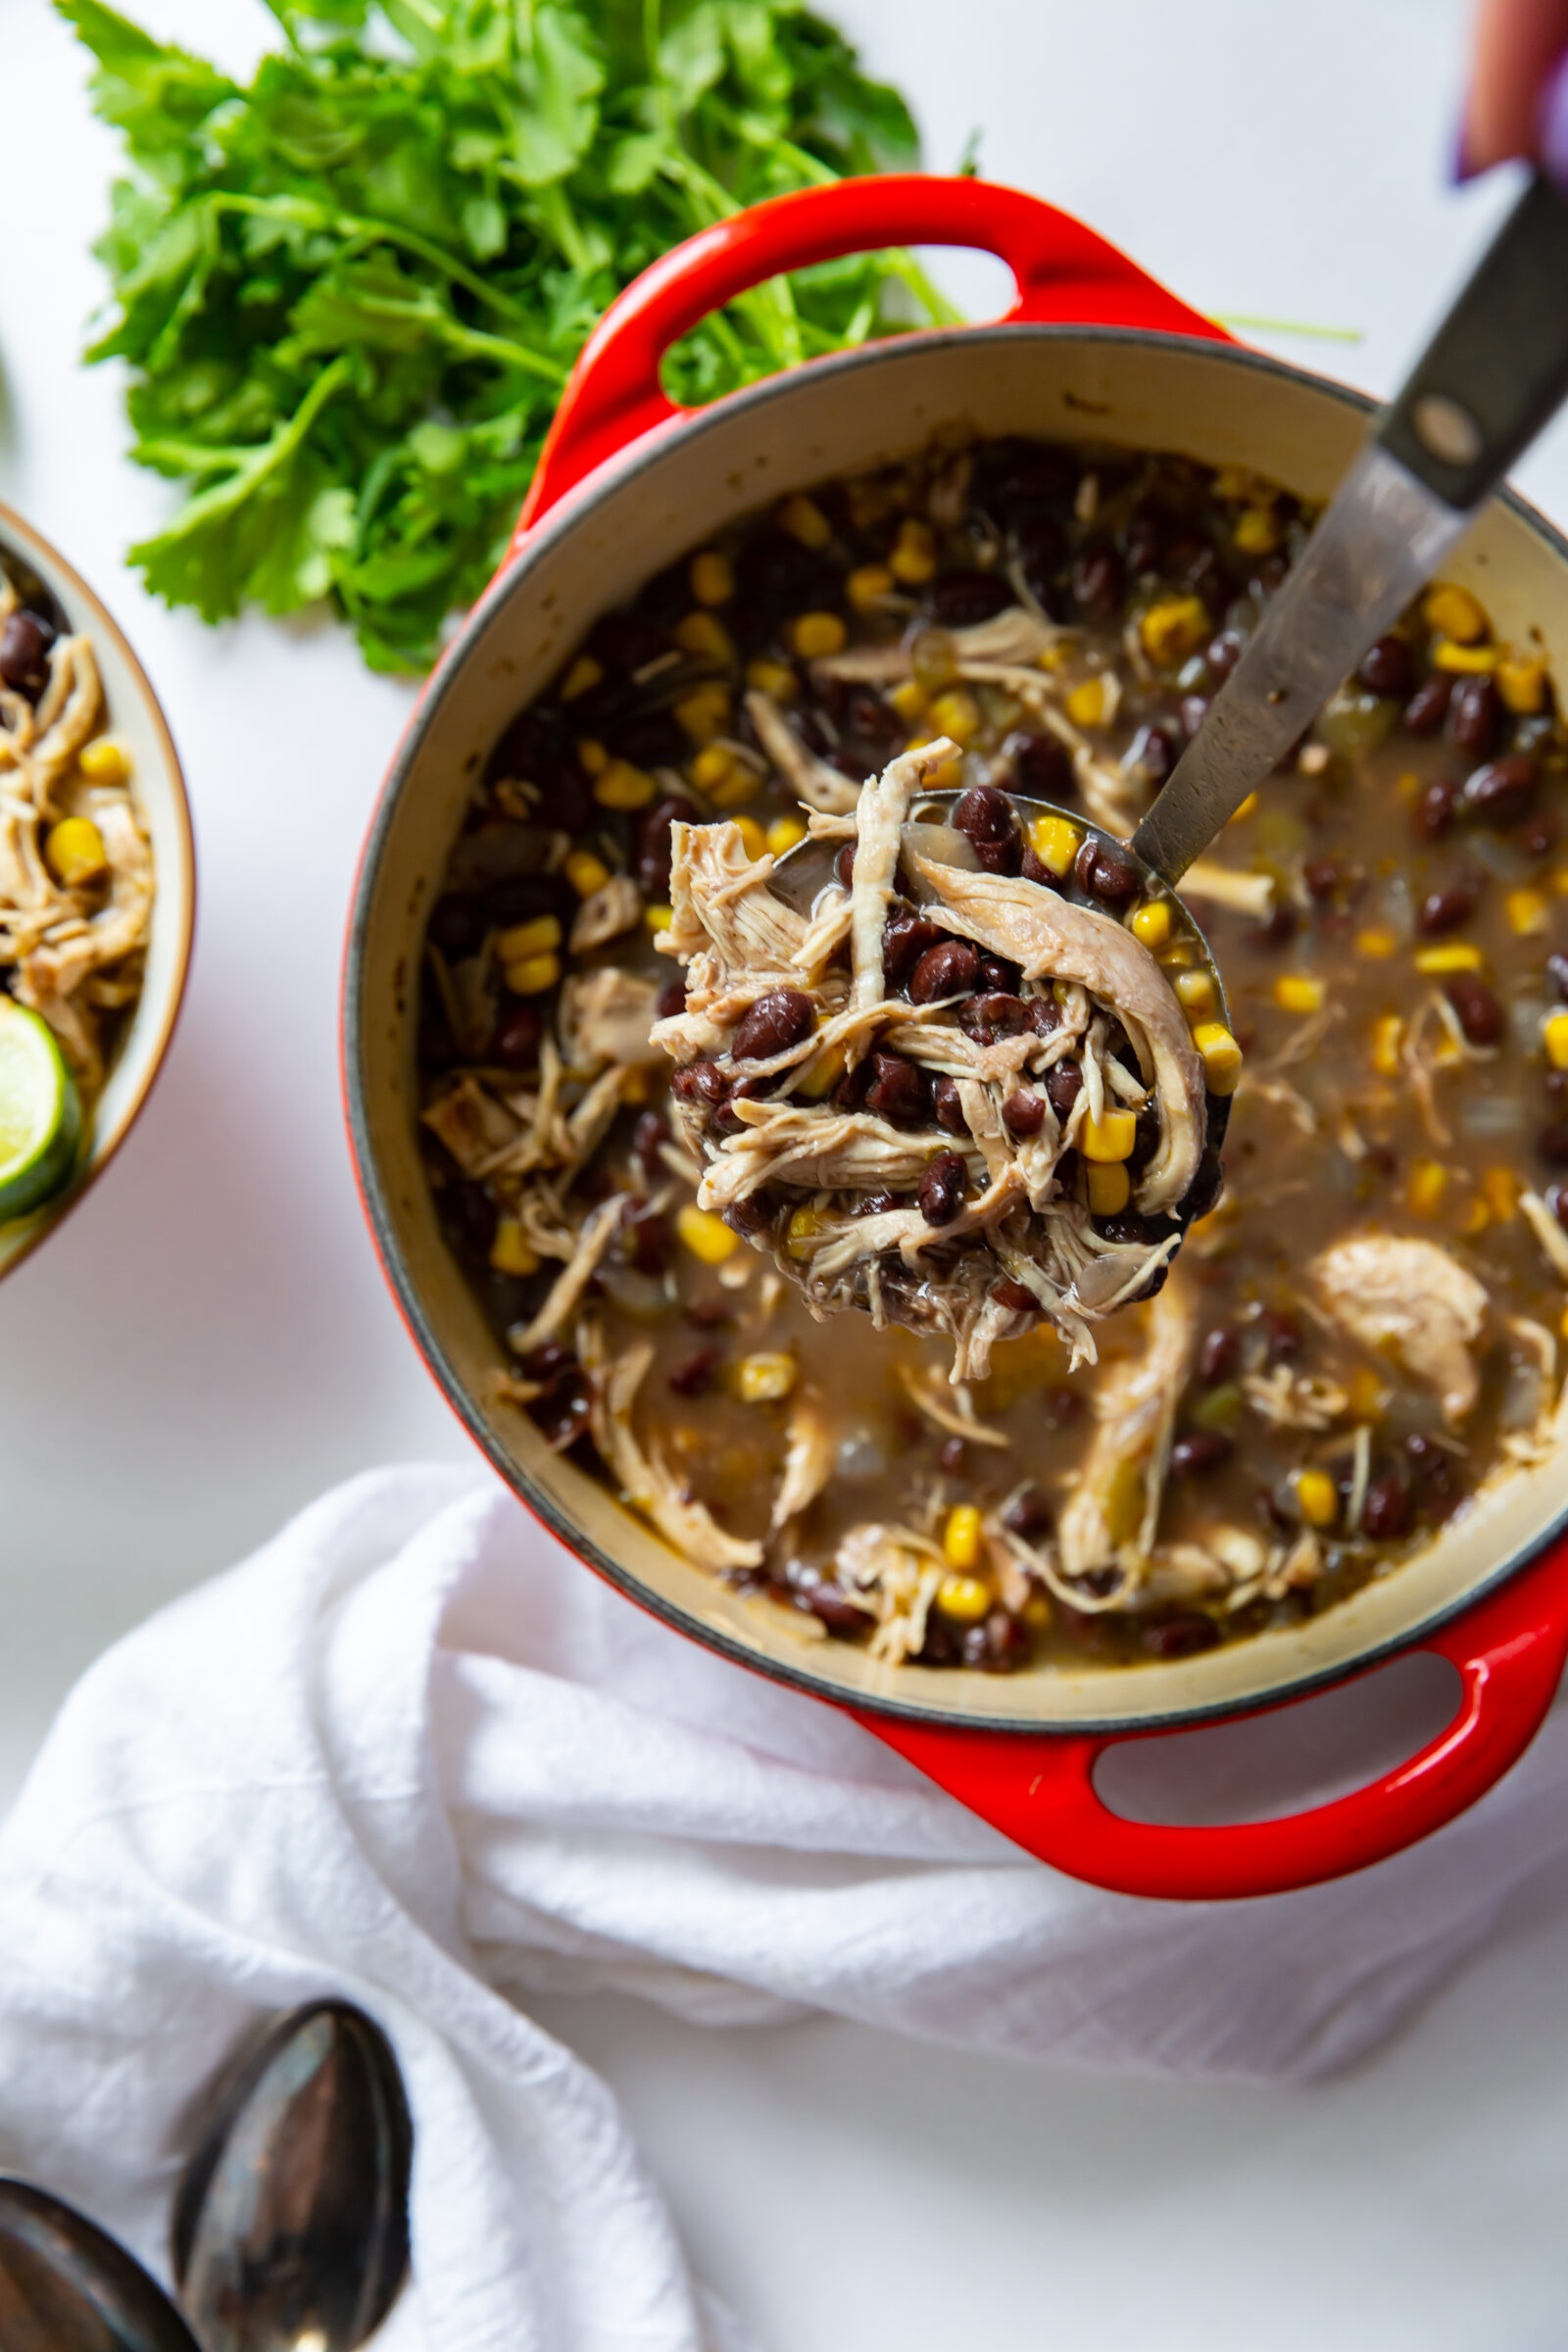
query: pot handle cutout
[
  {"left": 852, "top": 1536, "right": 1568, "bottom": 1900},
  {"left": 508, "top": 173, "right": 1226, "bottom": 546}
]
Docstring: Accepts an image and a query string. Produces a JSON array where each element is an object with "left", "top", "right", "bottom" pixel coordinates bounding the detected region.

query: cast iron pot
[{"left": 346, "top": 174, "right": 1568, "bottom": 1900}]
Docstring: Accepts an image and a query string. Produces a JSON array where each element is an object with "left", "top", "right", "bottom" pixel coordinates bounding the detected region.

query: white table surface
[{"left": 6, "top": 2, "right": 1568, "bottom": 2343}]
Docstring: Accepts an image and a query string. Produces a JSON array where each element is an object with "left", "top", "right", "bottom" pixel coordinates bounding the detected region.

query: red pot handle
[
  {"left": 854, "top": 1534, "right": 1568, "bottom": 1900},
  {"left": 511, "top": 173, "right": 1227, "bottom": 546}
]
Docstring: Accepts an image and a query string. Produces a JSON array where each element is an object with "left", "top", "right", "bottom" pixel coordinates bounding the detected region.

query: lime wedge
[{"left": 0, "top": 998, "right": 83, "bottom": 1222}]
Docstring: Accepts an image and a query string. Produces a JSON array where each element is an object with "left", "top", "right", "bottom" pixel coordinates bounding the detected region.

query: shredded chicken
[
  {"left": 745, "top": 689, "right": 858, "bottom": 815},
  {"left": 1057, "top": 1276, "right": 1197, "bottom": 1585},
  {"left": 558, "top": 966, "right": 664, "bottom": 1069},
  {"left": 580, "top": 1322, "right": 763, "bottom": 1574},
  {"left": 568, "top": 874, "right": 642, "bottom": 955},
  {"left": 1312, "top": 1234, "right": 1489, "bottom": 1425},
  {"left": 771, "top": 1388, "right": 837, "bottom": 1528}
]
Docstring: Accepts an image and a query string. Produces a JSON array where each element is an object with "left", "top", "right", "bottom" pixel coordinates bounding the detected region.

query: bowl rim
[
  {"left": 0, "top": 497, "right": 196, "bottom": 1280},
  {"left": 345, "top": 318, "right": 1568, "bottom": 1734}
]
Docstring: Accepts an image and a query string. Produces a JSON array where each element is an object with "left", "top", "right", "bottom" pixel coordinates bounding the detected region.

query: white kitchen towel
[{"left": 2, "top": 1463, "right": 1567, "bottom": 2352}]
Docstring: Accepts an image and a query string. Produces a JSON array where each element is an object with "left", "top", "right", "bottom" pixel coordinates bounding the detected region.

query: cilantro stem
[
  {"left": 135, "top": 352, "right": 353, "bottom": 498},
  {"left": 210, "top": 192, "right": 546, "bottom": 338}
]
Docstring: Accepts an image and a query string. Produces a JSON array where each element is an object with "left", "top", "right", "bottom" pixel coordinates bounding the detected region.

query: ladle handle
[
  {"left": 853, "top": 1534, "right": 1568, "bottom": 1901},
  {"left": 508, "top": 174, "right": 1227, "bottom": 544},
  {"left": 1379, "top": 172, "right": 1568, "bottom": 512}
]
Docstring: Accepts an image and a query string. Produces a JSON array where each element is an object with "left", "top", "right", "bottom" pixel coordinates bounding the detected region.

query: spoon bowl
[{"left": 0, "top": 2177, "right": 200, "bottom": 2352}]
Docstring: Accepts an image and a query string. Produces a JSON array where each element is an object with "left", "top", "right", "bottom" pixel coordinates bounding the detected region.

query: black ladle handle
[{"left": 1378, "top": 172, "right": 1568, "bottom": 513}]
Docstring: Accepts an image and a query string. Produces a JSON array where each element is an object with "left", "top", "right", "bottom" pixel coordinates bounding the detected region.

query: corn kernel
[
  {"left": 1022, "top": 1591, "right": 1053, "bottom": 1631},
  {"left": 1482, "top": 1165, "right": 1519, "bottom": 1220},
  {"left": 732, "top": 814, "right": 767, "bottom": 862},
  {"left": 796, "top": 1042, "right": 848, "bottom": 1099},
  {"left": 593, "top": 759, "right": 657, "bottom": 810},
  {"left": 42, "top": 815, "right": 108, "bottom": 889},
  {"left": 690, "top": 742, "right": 736, "bottom": 793},
  {"left": 734, "top": 1350, "right": 797, "bottom": 1403},
  {"left": 1498, "top": 652, "right": 1548, "bottom": 714},
  {"left": 1273, "top": 974, "right": 1326, "bottom": 1013},
  {"left": 490, "top": 1218, "right": 540, "bottom": 1277},
  {"left": 1423, "top": 582, "right": 1488, "bottom": 644},
  {"left": 674, "top": 683, "right": 730, "bottom": 742},
  {"left": 939, "top": 1506, "right": 986, "bottom": 1576},
  {"left": 766, "top": 814, "right": 807, "bottom": 858},
  {"left": 785, "top": 1206, "right": 823, "bottom": 1260},
  {"left": 778, "top": 493, "right": 831, "bottom": 548},
  {"left": 561, "top": 654, "right": 603, "bottom": 700},
  {"left": 495, "top": 913, "right": 561, "bottom": 962},
  {"left": 690, "top": 550, "right": 734, "bottom": 607},
  {"left": 1065, "top": 676, "right": 1111, "bottom": 728},
  {"left": 75, "top": 737, "right": 129, "bottom": 787},
  {"left": 1507, "top": 888, "right": 1549, "bottom": 937},
  {"left": 677, "top": 1203, "right": 738, "bottom": 1264},
  {"left": 1086, "top": 1161, "right": 1131, "bottom": 1214},
  {"left": 1296, "top": 1468, "right": 1339, "bottom": 1529},
  {"left": 746, "top": 657, "right": 795, "bottom": 700},
  {"left": 707, "top": 766, "right": 760, "bottom": 809},
  {"left": 1175, "top": 967, "right": 1218, "bottom": 1018},
  {"left": 1356, "top": 928, "right": 1397, "bottom": 959},
  {"left": 1544, "top": 1011, "right": 1568, "bottom": 1069},
  {"left": 1414, "top": 942, "right": 1485, "bottom": 974},
  {"left": 503, "top": 951, "right": 561, "bottom": 997},
  {"left": 847, "top": 563, "right": 894, "bottom": 612},
  {"left": 1229, "top": 791, "right": 1259, "bottom": 824},
  {"left": 889, "top": 518, "right": 937, "bottom": 585},
  {"left": 1432, "top": 637, "right": 1500, "bottom": 674},
  {"left": 564, "top": 849, "right": 611, "bottom": 898},
  {"left": 789, "top": 611, "right": 847, "bottom": 660},
  {"left": 1396, "top": 769, "right": 1423, "bottom": 802},
  {"left": 1192, "top": 1022, "right": 1244, "bottom": 1095},
  {"left": 1140, "top": 594, "right": 1210, "bottom": 666},
  {"left": 1102, "top": 1455, "right": 1146, "bottom": 1544},
  {"left": 1348, "top": 1365, "right": 1391, "bottom": 1421},
  {"left": 1157, "top": 939, "right": 1198, "bottom": 968},
  {"left": 1027, "top": 812, "right": 1082, "bottom": 876},
  {"left": 644, "top": 903, "right": 673, "bottom": 934},
  {"left": 1081, "top": 1107, "right": 1138, "bottom": 1162},
  {"left": 1371, "top": 1013, "right": 1404, "bottom": 1077},
  {"left": 577, "top": 737, "right": 608, "bottom": 775},
  {"left": 1457, "top": 1191, "right": 1492, "bottom": 1237},
  {"left": 1407, "top": 1158, "right": 1448, "bottom": 1216},
  {"left": 675, "top": 611, "right": 734, "bottom": 665},
  {"left": 889, "top": 678, "right": 930, "bottom": 725},
  {"left": 929, "top": 688, "right": 982, "bottom": 745},
  {"left": 1233, "top": 504, "right": 1282, "bottom": 557},
  {"left": 1130, "top": 900, "right": 1172, "bottom": 951}
]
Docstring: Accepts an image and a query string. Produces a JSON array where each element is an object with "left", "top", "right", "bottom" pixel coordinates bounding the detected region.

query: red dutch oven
[{"left": 345, "top": 174, "right": 1568, "bottom": 1900}]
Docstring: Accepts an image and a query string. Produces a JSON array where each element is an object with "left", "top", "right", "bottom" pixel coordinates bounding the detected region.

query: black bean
[
  {"left": 445, "top": 1177, "right": 498, "bottom": 1257},
  {"left": 1125, "top": 722, "right": 1178, "bottom": 789},
  {"left": 963, "top": 1607, "right": 1033, "bottom": 1673},
  {"left": 882, "top": 906, "right": 946, "bottom": 985},
  {"left": 1095, "top": 1210, "right": 1164, "bottom": 1247},
  {"left": 1207, "top": 629, "right": 1246, "bottom": 682},
  {"left": 993, "top": 1276, "right": 1039, "bottom": 1312},
  {"left": 617, "top": 709, "right": 688, "bottom": 769},
  {"left": 1255, "top": 902, "right": 1298, "bottom": 947},
  {"left": 1004, "top": 1487, "right": 1054, "bottom": 1541},
  {"left": 428, "top": 893, "right": 486, "bottom": 957},
  {"left": 1521, "top": 810, "right": 1558, "bottom": 859},
  {"left": 864, "top": 1052, "right": 931, "bottom": 1126},
  {"left": 531, "top": 1375, "right": 592, "bottom": 1451},
  {"left": 667, "top": 1347, "right": 720, "bottom": 1396},
  {"left": 977, "top": 953, "right": 1022, "bottom": 993},
  {"left": 1005, "top": 728, "right": 1073, "bottom": 801},
  {"left": 1360, "top": 1470, "right": 1413, "bottom": 1541},
  {"left": 0, "top": 611, "right": 53, "bottom": 696},
  {"left": 1414, "top": 776, "right": 1460, "bottom": 840},
  {"left": 804, "top": 1582, "right": 876, "bottom": 1638},
  {"left": 1180, "top": 1148, "right": 1226, "bottom": 1223},
  {"left": 485, "top": 873, "right": 563, "bottom": 926},
  {"left": 736, "top": 530, "right": 838, "bottom": 613},
  {"left": 1548, "top": 952, "right": 1568, "bottom": 1004},
  {"left": 1166, "top": 532, "right": 1222, "bottom": 597},
  {"left": 588, "top": 610, "right": 669, "bottom": 673},
  {"left": 1444, "top": 972, "right": 1503, "bottom": 1047},
  {"left": 835, "top": 842, "right": 857, "bottom": 888},
  {"left": 1416, "top": 881, "right": 1479, "bottom": 935},
  {"left": 1020, "top": 846, "right": 1054, "bottom": 886},
  {"left": 918, "top": 1152, "right": 967, "bottom": 1225},
  {"left": 712, "top": 1074, "right": 768, "bottom": 1135},
  {"left": 1070, "top": 545, "right": 1123, "bottom": 620},
  {"left": 1074, "top": 838, "right": 1142, "bottom": 909},
  {"left": 1198, "top": 1324, "right": 1241, "bottom": 1383},
  {"left": 1016, "top": 516, "right": 1068, "bottom": 606},
  {"left": 1303, "top": 855, "right": 1344, "bottom": 902},
  {"left": 974, "top": 834, "right": 1022, "bottom": 876},
  {"left": 731, "top": 990, "right": 815, "bottom": 1061},
  {"left": 623, "top": 1204, "right": 670, "bottom": 1274},
  {"left": 1045, "top": 1062, "right": 1082, "bottom": 1117},
  {"left": 1538, "top": 1122, "right": 1568, "bottom": 1166},
  {"left": 932, "top": 1074, "right": 967, "bottom": 1134},
  {"left": 1357, "top": 635, "right": 1413, "bottom": 697},
  {"left": 951, "top": 784, "right": 1016, "bottom": 846},
  {"left": 633, "top": 1109, "right": 669, "bottom": 1176},
  {"left": 635, "top": 796, "right": 687, "bottom": 893},
  {"left": 1260, "top": 1308, "right": 1302, "bottom": 1364},
  {"left": 672, "top": 1058, "right": 727, "bottom": 1105},
  {"left": 523, "top": 1340, "right": 574, "bottom": 1387},
  {"left": 1142, "top": 1613, "right": 1220, "bottom": 1659},
  {"left": 1448, "top": 674, "right": 1502, "bottom": 759},
  {"left": 1170, "top": 1431, "right": 1234, "bottom": 1477},
  {"left": 656, "top": 977, "right": 687, "bottom": 1020},
  {"left": 1404, "top": 1434, "right": 1452, "bottom": 1491},
  {"left": 1179, "top": 693, "right": 1211, "bottom": 740},
  {"left": 1462, "top": 753, "right": 1538, "bottom": 827},
  {"left": 854, "top": 1189, "right": 905, "bottom": 1217},
  {"left": 908, "top": 939, "right": 980, "bottom": 1003},
  {"left": 832, "top": 1054, "right": 875, "bottom": 1111},
  {"left": 1403, "top": 672, "right": 1452, "bottom": 735},
  {"left": 958, "top": 991, "right": 1032, "bottom": 1043},
  {"left": 1029, "top": 994, "right": 1060, "bottom": 1036},
  {"left": 1002, "top": 1089, "right": 1047, "bottom": 1137},
  {"left": 930, "top": 569, "right": 1012, "bottom": 627},
  {"left": 491, "top": 1004, "right": 543, "bottom": 1070}
]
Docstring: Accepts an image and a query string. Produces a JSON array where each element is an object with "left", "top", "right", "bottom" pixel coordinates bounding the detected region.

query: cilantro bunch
[{"left": 62, "top": 0, "right": 955, "bottom": 670}]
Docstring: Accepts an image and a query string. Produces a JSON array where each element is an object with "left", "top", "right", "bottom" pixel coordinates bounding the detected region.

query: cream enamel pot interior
[
  {"left": 0, "top": 504, "right": 193, "bottom": 1283},
  {"left": 345, "top": 176, "right": 1568, "bottom": 1900}
]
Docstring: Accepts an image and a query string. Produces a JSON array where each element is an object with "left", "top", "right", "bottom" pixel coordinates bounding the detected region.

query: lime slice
[{"left": 0, "top": 997, "right": 83, "bottom": 1222}]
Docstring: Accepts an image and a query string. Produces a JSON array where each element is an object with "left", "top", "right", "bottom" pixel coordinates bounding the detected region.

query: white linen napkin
[{"left": 1, "top": 1463, "right": 1566, "bottom": 2352}]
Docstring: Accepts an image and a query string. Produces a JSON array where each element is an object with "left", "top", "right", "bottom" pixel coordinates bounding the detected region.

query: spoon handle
[{"left": 1132, "top": 172, "right": 1568, "bottom": 889}]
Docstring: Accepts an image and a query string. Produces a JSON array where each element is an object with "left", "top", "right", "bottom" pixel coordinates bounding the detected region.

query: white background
[{"left": 5, "top": 0, "right": 1568, "bottom": 2343}]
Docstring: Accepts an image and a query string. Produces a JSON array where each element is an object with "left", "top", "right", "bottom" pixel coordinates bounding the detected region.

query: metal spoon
[
  {"left": 0, "top": 2176, "right": 200, "bottom": 2352},
  {"left": 172, "top": 2001, "right": 413, "bottom": 2352}
]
